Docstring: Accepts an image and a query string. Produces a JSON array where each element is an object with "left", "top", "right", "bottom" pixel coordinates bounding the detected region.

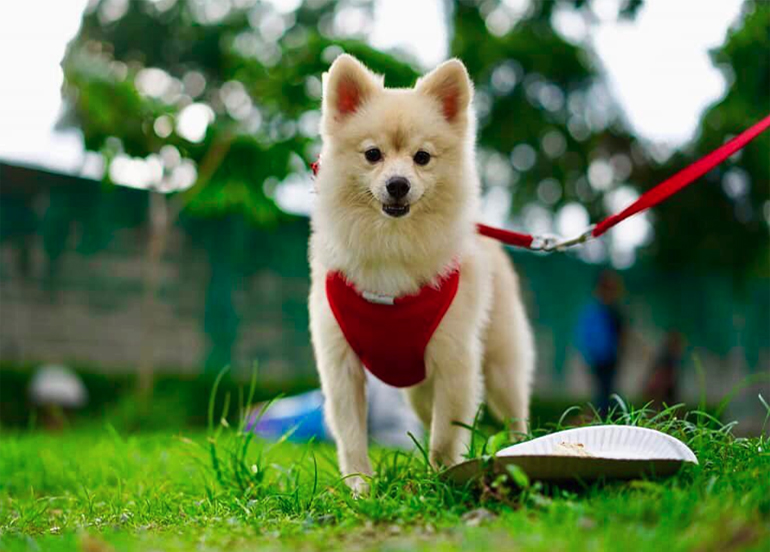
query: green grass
[{"left": 1, "top": 395, "right": 769, "bottom": 552}]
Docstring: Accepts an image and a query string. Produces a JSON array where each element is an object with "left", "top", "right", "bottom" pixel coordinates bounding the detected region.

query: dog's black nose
[{"left": 386, "top": 177, "right": 410, "bottom": 200}]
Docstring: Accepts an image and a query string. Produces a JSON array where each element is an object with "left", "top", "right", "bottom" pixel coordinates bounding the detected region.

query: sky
[
  {"left": 0, "top": 0, "right": 88, "bottom": 173},
  {"left": 590, "top": 0, "right": 745, "bottom": 144},
  {"left": 0, "top": 0, "right": 745, "bottom": 172}
]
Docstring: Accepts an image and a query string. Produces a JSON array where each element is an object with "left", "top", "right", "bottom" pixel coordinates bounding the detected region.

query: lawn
[{"left": 1, "top": 398, "right": 768, "bottom": 552}]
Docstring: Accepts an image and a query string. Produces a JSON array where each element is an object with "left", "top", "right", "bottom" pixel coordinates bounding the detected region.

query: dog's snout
[{"left": 386, "top": 177, "right": 410, "bottom": 200}]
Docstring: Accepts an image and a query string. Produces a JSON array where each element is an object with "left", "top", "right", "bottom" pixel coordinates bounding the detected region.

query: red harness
[{"left": 326, "top": 269, "right": 460, "bottom": 387}]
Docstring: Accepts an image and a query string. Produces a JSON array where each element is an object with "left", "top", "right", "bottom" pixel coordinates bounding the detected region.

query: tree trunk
[{"left": 137, "top": 191, "right": 169, "bottom": 398}]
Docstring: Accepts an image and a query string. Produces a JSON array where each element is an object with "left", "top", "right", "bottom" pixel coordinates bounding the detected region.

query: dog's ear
[
  {"left": 322, "top": 54, "right": 381, "bottom": 123},
  {"left": 416, "top": 59, "right": 473, "bottom": 124}
]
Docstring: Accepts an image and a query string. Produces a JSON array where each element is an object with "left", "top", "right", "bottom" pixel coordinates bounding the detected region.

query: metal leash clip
[
  {"left": 532, "top": 225, "right": 596, "bottom": 253},
  {"left": 529, "top": 234, "right": 559, "bottom": 252}
]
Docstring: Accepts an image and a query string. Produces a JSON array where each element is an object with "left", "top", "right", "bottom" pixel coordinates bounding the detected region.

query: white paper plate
[{"left": 445, "top": 425, "right": 698, "bottom": 484}]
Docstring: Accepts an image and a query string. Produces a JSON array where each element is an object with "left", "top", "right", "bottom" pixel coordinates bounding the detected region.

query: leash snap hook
[
  {"left": 536, "top": 225, "right": 596, "bottom": 253},
  {"left": 551, "top": 224, "right": 596, "bottom": 252},
  {"left": 530, "top": 234, "right": 559, "bottom": 252}
]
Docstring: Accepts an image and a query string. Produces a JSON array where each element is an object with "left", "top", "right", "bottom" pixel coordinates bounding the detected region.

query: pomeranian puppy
[{"left": 309, "top": 54, "right": 534, "bottom": 492}]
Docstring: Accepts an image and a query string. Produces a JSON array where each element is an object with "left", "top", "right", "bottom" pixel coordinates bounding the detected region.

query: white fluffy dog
[{"left": 309, "top": 54, "right": 535, "bottom": 492}]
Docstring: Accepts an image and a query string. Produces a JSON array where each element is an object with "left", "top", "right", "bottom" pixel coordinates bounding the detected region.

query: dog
[{"left": 309, "top": 54, "right": 535, "bottom": 493}]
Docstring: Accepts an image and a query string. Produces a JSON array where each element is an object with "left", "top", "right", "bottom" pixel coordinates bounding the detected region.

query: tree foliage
[
  {"left": 61, "top": 0, "right": 419, "bottom": 224},
  {"left": 450, "top": 0, "right": 646, "bottom": 226},
  {"left": 60, "top": 0, "right": 768, "bottom": 273},
  {"left": 650, "top": 0, "right": 769, "bottom": 275}
]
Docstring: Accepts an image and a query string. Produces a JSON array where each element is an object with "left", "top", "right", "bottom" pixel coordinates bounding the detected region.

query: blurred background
[{"left": 0, "top": 0, "right": 768, "bottom": 433}]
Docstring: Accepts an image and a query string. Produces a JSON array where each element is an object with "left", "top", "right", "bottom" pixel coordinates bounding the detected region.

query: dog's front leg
[
  {"left": 317, "top": 346, "right": 372, "bottom": 494},
  {"left": 426, "top": 343, "right": 483, "bottom": 468}
]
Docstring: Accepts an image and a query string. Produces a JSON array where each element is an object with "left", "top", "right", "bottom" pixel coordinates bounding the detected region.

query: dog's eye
[
  {"left": 413, "top": 150, "right": 431, "bottom": 166},
  {"left": 364, "top": 148, "right": 382, "bottom": 163}
]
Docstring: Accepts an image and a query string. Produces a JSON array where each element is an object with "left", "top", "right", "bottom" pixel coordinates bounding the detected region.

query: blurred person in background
[
  {"left": 575, "top": 271, "right": 627, "bottom": 414},
  {"left": 644, "top": 330, "right": 686, "bottom": 408}
]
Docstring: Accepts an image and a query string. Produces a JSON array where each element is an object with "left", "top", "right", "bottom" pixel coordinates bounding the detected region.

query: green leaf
[{"left": 505, "top": 463, "right": 530, "bottom": 490}]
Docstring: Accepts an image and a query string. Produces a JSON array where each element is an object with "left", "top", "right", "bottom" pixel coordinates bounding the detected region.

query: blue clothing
[
  {"left": 246, "top": 390, "right": 328, "bottom": 442},
  {"left": 245, "top": 374, "right": 425, "bottom": 449},
  {"left": 575, "top": 299, "right": 624, "bottom": 414},
  {"left": 575, "top": 300, "right": 622, "bottom": 368}
]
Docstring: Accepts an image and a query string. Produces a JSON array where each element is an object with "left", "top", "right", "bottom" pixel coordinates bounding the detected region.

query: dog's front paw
[
  {"left": 344, "top": 474, "right": 371, "bottom": 497},
  {"left": 430, "top": 447, "right": 465, "bottom": 471}
]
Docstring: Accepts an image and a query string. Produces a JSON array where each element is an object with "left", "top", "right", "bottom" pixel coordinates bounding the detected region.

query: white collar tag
[{"left": 361, "top": 291, "right": 395, "bottom": 305}]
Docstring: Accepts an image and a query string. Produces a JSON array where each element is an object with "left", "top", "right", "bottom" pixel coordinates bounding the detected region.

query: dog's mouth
[{"left": 382, "top": 203, "right": 410, "bottom": 218}]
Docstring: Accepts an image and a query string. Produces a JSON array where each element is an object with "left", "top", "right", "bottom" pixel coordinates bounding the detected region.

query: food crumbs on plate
[{"left": 553, "top": 442, "right": 594, "bottom": 457}]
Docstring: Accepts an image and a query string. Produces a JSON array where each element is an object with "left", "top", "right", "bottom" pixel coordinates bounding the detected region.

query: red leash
[
  {"left": 314, "top": 115, "right": 770, "bottom": 252},
  {"left": 477, "top": 114, "right": 770, "bottom": 251},
  {"left": 592, "top": 114, "right": 770, "bottom": 239}
]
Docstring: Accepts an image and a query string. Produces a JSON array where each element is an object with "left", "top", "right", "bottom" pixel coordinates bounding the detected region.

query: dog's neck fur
[{"left": 312, "top": 180, "right": 477, "bottom": 298}]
